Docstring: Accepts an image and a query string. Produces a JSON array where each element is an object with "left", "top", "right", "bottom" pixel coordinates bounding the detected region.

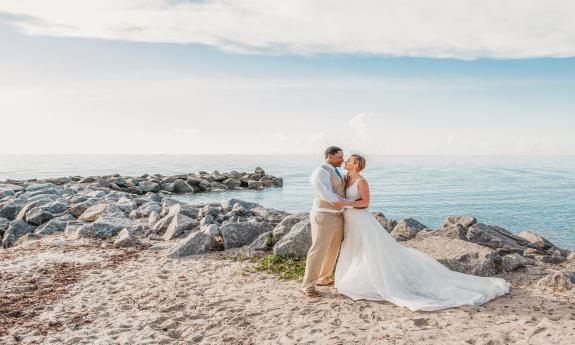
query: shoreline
[{"left": 1, "top": 170, "right": 575, "bottom": 343}]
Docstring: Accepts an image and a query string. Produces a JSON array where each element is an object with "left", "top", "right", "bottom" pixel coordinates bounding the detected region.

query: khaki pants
[{"left": 302, "top": 212, "right": 344, "bottom": 288}]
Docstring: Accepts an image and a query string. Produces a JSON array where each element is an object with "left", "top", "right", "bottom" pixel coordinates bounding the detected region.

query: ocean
[{"left": 1, "top": 154, "right": 574, "bottom": 249}]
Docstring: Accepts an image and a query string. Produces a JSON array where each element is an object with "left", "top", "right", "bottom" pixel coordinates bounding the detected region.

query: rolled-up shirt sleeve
[{"left": 310, "top": 168, "right": 341, "bottom": 203}]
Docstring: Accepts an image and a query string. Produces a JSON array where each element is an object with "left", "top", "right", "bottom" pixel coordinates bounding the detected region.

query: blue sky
[{"left": 0, "top": 1, "right": 574, "bottom": 155}]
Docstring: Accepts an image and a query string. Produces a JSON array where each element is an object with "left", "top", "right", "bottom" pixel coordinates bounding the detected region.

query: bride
[{"left": 332, "top": 154, "right": 510, "bottom": 311}]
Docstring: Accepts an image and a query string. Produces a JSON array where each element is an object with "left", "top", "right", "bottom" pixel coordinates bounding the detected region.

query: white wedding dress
[{"left": 335, "top": 180, "right": 510, "bottom": 311}]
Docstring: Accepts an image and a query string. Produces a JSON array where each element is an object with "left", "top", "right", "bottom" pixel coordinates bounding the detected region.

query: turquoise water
[{"left": 1, "top": 155, "right": 574, "bottom": 249}]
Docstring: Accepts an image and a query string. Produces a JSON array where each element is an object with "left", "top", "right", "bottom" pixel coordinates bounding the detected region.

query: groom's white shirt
[{"left": 310, "top": 164, "right": 343, "bottom": 213}]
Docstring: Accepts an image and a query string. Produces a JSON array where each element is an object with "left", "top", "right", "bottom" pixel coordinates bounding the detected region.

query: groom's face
[{"left": 327, "top": 150, "right": 344, "bottom": 167}]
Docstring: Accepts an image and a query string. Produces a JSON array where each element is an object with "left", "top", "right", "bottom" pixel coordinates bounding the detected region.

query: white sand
[{"left": 1, "top": 235, "right": 575, "bottom": 345}]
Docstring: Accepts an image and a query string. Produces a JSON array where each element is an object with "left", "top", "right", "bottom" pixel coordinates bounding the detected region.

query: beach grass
[{"left": 231, "top": 254, "right": 307, "bottom": 281}]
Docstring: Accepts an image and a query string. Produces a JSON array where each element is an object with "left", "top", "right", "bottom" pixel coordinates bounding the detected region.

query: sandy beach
[{"left": 2, "top": 233, "right": 575, "bottom": 345}]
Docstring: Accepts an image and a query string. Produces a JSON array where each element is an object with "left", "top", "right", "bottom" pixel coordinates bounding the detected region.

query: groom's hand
[{"left": 333, "top": 200, "right": 346, "bottom": 207}]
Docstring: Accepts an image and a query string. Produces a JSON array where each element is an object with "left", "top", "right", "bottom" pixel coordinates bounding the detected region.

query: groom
[{"left": 301, "top": 146, "right": 346, "bottom": 298}]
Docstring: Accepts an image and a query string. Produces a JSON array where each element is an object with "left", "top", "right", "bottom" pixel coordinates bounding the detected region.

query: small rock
[
  {"left": 502, "top": 253, "right": 532, "bottom": 271},
  {"left": 2, "top": 220, "right": 35, "bottom": 248},
  {"left": 163, "top": 214, "right": 198, "bottom": 241},
  {"left": 441, "top": 215, "right": 477, "bottom": 229},
  {"left": 114, "top": 228, "right": 138, "bottom": 247}
]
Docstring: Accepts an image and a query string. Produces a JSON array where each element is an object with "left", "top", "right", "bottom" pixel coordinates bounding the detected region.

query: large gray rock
[
  {"left": 64, "top": 220, "right": 87, "bottom": 237},
  {"left": 2, "top": 220, "right": 35, "bottom": 248},
  {"left": 25, "top": 207, "right": 55, "bottom": 226},
  {"left": 65, "top": 199, "right": 97, "bottom": 217},
  {"left": 0, "top": 184, "right": 23, "bottom": 198},
  {"left": 250, "top": 207, "right": 288, "bottom": 223},
  {"left": 466, "top": 223, "right": 530, "bottom": 252},
  {"left": 247, "top": 181, "right": 263, "bottom": 190},
  {"left": 34, "top": 218, "right": 68, "bottom": 235},
  {"left": 516, "top": 230, "right": 555, "bottom": 250},
  {"left": 402, "top": 236, "right": 503, "bottom": 276},
  {"left": 537, "top": 272, "right": 575, "bottom": 292},
  {"left": 502, "top": 253, "right": 533, "bottom": 271},
  {"left": 372, "top": 212, "right": 397, "bottom": 232},
  {"left": 222, "top": 178, "right": 241, "bottom": 189},
  {"left": 248, "top": 231, "right": 273, "bottom": 251},
  {"left": 163, "top": 214, "right": 198, "bottom": 241},
  {"left": 40, "top": 200, "right": 69, "bottom": 214},
  {"left": 441, "top": 215, "right": 477, "bottom": 229},
  {"left": 390, "top": 218, "right": 428, "bottom": 241},
  {"left": 167, "top": 231, "right": 212, "bottom": 258},
  {"left": 131, "top": 201, "right": 161, "bottom": 219},
  {"left": 169, "top": 179, "right": 195, "bottom": 194},
  {"left": 220, "top": 221, "right": 270, "bottom": 249},
  {"left": 16, "top": 198, "right": 54, "bottom": 221},
  {"left": 415, "top": 224, "right": 467, "bottom": 241},
  {"left": 221, "top": 198, "right": 261, "bottom": 211},
  {"left": 0, "top": 217, "right": 11, "bottom": 238},
  {"left": 272, "top": 214, "right": 308, "bottom": 244},
  {"left": 79, "top": 202, "right": 123, "bottom": 222},
  {"left": 74, "top": 216, "right": 130, "bottom": 239},
  {"left": 272, "top": 220, "right": 312, "bottom": 257},
  {"left": 138, "top": 181, "right": 161, "bottom": 193},
  {"left": 0, "top": 200, "right": 25, "bottom": 220}
]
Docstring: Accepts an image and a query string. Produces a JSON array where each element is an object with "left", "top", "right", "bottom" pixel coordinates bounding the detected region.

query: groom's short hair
[{"left": 324, "top": 146, "right": 343, "bottom": 158}]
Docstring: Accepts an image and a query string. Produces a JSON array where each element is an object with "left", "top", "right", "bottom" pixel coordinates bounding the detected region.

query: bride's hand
[{"left": 333, "top": 200, "right": 347, "bottom": 207}]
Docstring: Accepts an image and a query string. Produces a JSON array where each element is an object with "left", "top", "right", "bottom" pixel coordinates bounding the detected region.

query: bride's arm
[{"left": 335, "top": 180, "right": 370, "bottom": 208}]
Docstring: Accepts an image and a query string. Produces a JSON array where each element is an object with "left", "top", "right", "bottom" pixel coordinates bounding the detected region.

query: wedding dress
[{"left": 334, "top": 179, "right": 510, "bottom": 311}]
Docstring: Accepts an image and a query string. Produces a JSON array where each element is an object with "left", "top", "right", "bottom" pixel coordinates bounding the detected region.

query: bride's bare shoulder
[{"left": 358, "top": 176, "right": 369, "bottom": 187}]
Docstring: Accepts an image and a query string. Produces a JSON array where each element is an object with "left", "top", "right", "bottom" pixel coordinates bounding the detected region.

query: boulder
[
  {"left": 221, "top": 198, "right": 262, "bottom": 211},
  {"left": 209, "top": 181, "right": 228, "bottom": 190},
  {"left": 0, "top": 184, "right": 23, "bottom": 198},
  {"left": 220, "top": 221, "right": 270, "bottom": 249},
  {"left": 222, "top": 178, "right": 241, "bottom": 189},
  {"left": 163, "top": 214, "right": 198, "bottom": 241},
  {"left": 40, "top": 200, "right": 69, "bottom": 214},
  {"left": 131, "top": 201, "right": 161, "bottom": 219},
  {"left": 372, "top": 212, "right": 397, "bottom": 232},
  {"left": 65, "top": 200, "right": 97, "bottom": 217},
  {"left": 0, "top": 217, "right": 11, "bottom": 238},
  {"left": 415, "top": 224, "right": 466, "bottom": 241},
  {"left": 441, "top": 215, "right": 477, "bottom": 229},
  {"left": 402, "top": 236, "right": 503, "bottom": 276},
  {"left": 16, "top": 198, "right": 54, "bottom": 221},
  {"left": 167, "top": 231, "right": 212, "bottom": 258},
  {"left": 248, "top": 231, "right": 273, "bottom": 251},
  {"left": 0, "top": 200, "right": 26, "bottom": 220},
  {"left": 502, "top": 253, "right": 533, "bottom": 271},
  {"left": 272, "top": 177, "right": 283, "bottom": 187},
  {"left": 247, "top": 181, "right": 263, "bottom": 190},
  {"left": 79, "top": 202, "right": 123, "bottom": 222},
  {"left": 171, "top": 179, "right": 195, "bottom": 194},
  {"left": 114, "top": 228, "right": 138, "bottom": 247},
  {"left": 390, "top": 218, "right": 428, "bottom": 241},
  {"left": 201, "top": 224, "right": 219, "bottom": 236},
  {"left": 138, "top": 181, "right": 161, "bottom": 193},
  {"left": 2, "top": 220, "right": 35, "bottom": 248},
  {"left": 116, "top": 197, "right": 138, "bottom": 214},
  {"left": 74, "top": 216, "right": 130, "bottom": 239},
  {"left": 250, "top": 207, "right": 288, "bottom": 223},
  {"left": 200, "top": 214, "right": 216, "bottom": 227},
  {"left": 34, "top": 218, "right": 68, "bottom": 235},
  {"left": 537, "top": 272, "right": 575, "bottom": 292},
  {"left": 272, "top": 220, "right": 312, "bottom": 257},
  {"left": 466, "top": 223, "right": 530, "bottom": 252},
  {"left": 272, "top": 214, "right": 308, "bottom": 244},
  {"left": 516, "top": 230, "right": 555, "bottom": 250},
  {"left": 25, "top": 207, "right": 55, "bottom": 226}
]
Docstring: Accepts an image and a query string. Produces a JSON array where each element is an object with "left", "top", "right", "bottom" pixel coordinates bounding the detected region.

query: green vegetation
[{"left": 230, "top": 254, "right": 307, "bottom": 281}]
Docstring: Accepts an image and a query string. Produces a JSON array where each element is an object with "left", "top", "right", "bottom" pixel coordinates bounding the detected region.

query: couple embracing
[{"left": 301, "top": 146, "right": 510, "bottom": 311}]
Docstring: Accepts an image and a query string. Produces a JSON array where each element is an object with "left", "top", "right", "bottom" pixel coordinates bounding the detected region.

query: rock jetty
[{"left": 1, "top": 170, "right": 574, "bottom": 292}]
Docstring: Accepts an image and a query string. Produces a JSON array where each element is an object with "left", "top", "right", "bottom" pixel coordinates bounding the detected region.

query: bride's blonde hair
[{"left": 351, "top": 154, "right": 366, "bottom": 172}]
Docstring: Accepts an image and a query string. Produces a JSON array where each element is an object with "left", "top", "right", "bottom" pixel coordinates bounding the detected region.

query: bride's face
[{"left": 344, "top": 156, "right": 357, "bottom": 172}]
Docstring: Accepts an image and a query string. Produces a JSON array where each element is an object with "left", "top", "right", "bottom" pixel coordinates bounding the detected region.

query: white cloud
[{"left": 2, "top": 0, "right": 575, "bottom": 59}]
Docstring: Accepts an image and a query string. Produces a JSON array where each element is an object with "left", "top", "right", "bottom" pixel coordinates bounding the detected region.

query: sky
[{"left": 0, "top": 0, "right": 574, "bottom": 155}]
